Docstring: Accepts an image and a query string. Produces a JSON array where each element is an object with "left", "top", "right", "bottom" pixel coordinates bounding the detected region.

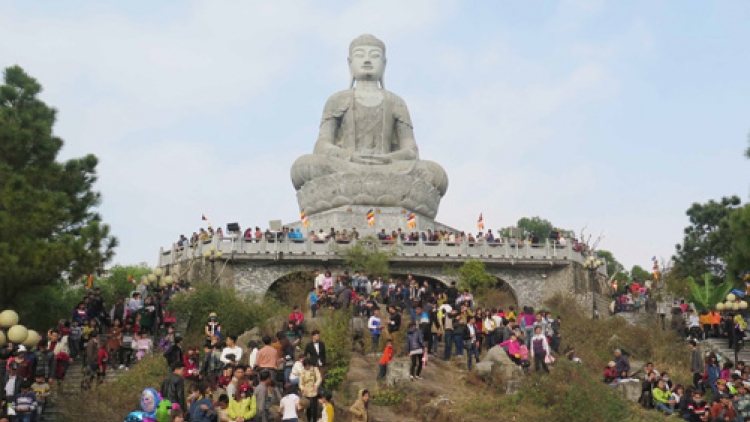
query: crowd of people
[
  {"left": 174, "top": 223, "right": 588, "bottom": 251},
  {"left": 9, "top": 258, "right": 742, "bottom": 422},
  {"left": 601, "top": 295, "right": 750, "bottom": 422},
  {"left": 0, "top": 283, "right": 185, "bottom": 422}
]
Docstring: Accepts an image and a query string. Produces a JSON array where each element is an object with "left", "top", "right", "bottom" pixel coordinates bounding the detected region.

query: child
[
  {"left": 377, "top": 340, "right": 394, "bottom": 381},
  {"left": 136, "top": 332, "right": 153, "bottom": 360},
  {"left": 97, "top": 341, "right": 109, "bottom": 384},
  {"left": 31, "top": 374, "right": 50, "bottom": 421},
  {"left": 68, "top": 320, "right": 82, "bottom": 360},
  {"left": 279, "top": 386, "right": 302, "bottom": 422},
  {"left": 12, "top": 380, "right": 37, "bottom": 422},
  {"left": 318, "top": 391, "right": 334, "bottom": 422},
  {"left": 169, "top": 408, "right": 185, "bottom": 422}
]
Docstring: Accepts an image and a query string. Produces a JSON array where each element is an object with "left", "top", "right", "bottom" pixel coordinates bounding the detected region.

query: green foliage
[
  {"left": 370, "top": 387, "right": 406, "bottom": 406},
  {"left": 596, "top": 250, "right": 626, "bottom": 280},
  {"left": 15, "top": 282, "right": 81, "bottom": 332},
  {"left": 687, "top": 273, "right": 735, "bottom": 312},
  {"left": 446, "top": 260, "right": 496, "bottom": 291},
  {"left": 0, "top": 66, "right": 117, "bottom": 309},
  {"left": 342, "top": 236, "right": 396, "bottom": 279},
  {"left": 516, "top": 216, "right": 554, "bottom": 238},
  {"left": 97, "top": 263, "right": 152, "bottom": 306},
  {"left": 12, "top": 263, "right": 150, "bottom": 332},
  {"left": 59, "top": 355, "right": 168, "bottom": 422},
  {"left": 673, "top": 196, "right": 742, "bottom": 280},
  {"left": 168, "top": 282, "right": 291, "bottom": 342},
  {"left": 318, "top": 310, "right": 352, "bottom": 391},
  {"left": 726, "top": 204, "right": 750, "bottom": 282},
  {"left": 630, "top": 265, "right": 651, "bottom": 282}
]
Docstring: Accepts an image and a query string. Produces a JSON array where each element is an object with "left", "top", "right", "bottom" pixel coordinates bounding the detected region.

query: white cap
[{"left": 17, "top": 345, "right": 26, "bottom": 352}]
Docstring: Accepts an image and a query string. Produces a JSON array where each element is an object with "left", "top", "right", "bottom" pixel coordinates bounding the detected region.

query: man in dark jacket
[
  {"left": 614, "top": 348, "right": 630, "bottom": 379},
  {"left": 164, "top": 336, "right": 184, "bottom": 368},
  {"left": 304, "top": 330, "right": 326, "bottom": 379},
  {"left": 160, "top": 361, "right": 186, "bottom": 412}
]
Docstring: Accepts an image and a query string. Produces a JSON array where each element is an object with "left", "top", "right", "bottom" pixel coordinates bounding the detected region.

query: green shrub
[
  {"left": 168, "top": 282, "right": 291, "bottom": 345},
  {"left": 318, "top": 309, "right": 352, "bottom": 391},
  {"left": 370, "top": 387, "right": 406, "bottom": 406},
  {"left": 59, "top": 355, "right": 169, "bottom": 422}
]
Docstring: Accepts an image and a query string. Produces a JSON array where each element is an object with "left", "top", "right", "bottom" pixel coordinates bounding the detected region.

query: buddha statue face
[{"left": 348, "top": 35, "right": 386, "bottom": 84}]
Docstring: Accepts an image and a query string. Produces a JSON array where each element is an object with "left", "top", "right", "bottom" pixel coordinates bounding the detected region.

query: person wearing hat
[
  {"left": 603, "top": 361, "right": 618, "bottom": 384},
  {"left": 205, "top": 313, "right": 222, "bottom": 342}
]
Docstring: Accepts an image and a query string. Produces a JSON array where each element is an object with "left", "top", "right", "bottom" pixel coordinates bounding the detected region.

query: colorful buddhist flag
[
  {"left": 367, "top": 209, "right": 375, "bottom": 227},
  {"left": 301, "top": 209, "right": 309, "bottom": 227},
  {"left": 477, "top": 213, "right": 484, "bottom": 230},
  {"left": 407, "top": 211, "right": 416, "bottom": 229},
  {"left": 202, "top": 214, "right": 213, "bottom": 228},
  {"left": 127, "top": 275, "right": 136, "bottom": 284},
  {"left": 85, "top": 274, "right": 94, "bottom": 289}
]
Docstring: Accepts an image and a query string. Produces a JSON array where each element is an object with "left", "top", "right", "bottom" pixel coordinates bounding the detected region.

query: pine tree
[{"left": 0, "top": 65, "right": 117, "bottom": 309}]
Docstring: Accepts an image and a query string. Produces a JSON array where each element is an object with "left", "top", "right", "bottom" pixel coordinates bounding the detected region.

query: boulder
[
  {"left": 614, "top": 379, "right": 642, "bottom": 402},
  {"left": 485, "top": 346, "right": 520, "bottom": 380},
  {"left": 385, "top": 357, "right": 412, "bottom": 387},
  {"left": 474, "top": 361, "right": 494, "bottom": 380}
]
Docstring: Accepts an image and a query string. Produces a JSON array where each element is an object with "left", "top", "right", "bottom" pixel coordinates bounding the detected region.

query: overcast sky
[{"left": 2, "top": 0, "right": 748, "bottom": 271}]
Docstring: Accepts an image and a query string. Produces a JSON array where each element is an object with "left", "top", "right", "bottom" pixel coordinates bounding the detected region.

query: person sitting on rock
[{"left": 652, "top": 379, "right": 675, "bottom": 415}]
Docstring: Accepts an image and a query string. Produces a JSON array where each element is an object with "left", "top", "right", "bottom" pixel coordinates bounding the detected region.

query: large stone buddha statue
[{"left": 290, "top": 34, "right": 449, "bottom": 219}]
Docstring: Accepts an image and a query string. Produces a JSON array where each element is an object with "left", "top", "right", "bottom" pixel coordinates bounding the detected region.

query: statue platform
[{"left": 286, "top": 205, "right": 457, "bottom": 236}]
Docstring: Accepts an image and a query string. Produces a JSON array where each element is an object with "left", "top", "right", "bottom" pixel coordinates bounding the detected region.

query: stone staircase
[
  {"left": 44, "top": 315, "right": 190, "bottom": 422},
  {"left": 702, "top": 337, "right": 750, "bottom": 365}
]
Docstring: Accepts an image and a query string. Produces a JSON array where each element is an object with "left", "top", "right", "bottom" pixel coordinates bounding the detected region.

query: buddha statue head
[{"left": 348, "top": 34, "right": 386, "bottom": 89}]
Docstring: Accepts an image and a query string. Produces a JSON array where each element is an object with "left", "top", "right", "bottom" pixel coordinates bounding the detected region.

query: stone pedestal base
[
  {"left": 286, "top": 205, "right": 457, "bottom": 236},
  {"left": 296, "top": 170, "right": 443, "bottom": 218}
]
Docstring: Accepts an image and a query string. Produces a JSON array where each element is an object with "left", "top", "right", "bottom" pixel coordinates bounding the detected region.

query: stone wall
[{"left": 183, "top": 257, "right": 609, "bottom": 312}]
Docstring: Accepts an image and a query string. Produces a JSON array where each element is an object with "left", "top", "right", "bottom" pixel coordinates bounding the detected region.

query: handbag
[{"left": 545, "top": 354, "right": 556, "bottom": 364}]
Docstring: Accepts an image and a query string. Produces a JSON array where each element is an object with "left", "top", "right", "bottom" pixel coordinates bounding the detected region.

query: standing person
[
  {"left": 161, "top": 362, "right": 187, "bottom": 413},
  {"left": 530, "top": 326, "right": 551, "bottom": 374},
  {"left": 299, "top": 359, "right": 321, "bottom": 422},
  {"left": 386, "top": 306, "right": 401, "bottom": 337},
  {"left": 278, "top": 385, "right": 301, "bottom": 422},
  {"left": 221, "top": 335, "right": 243, "bottom": 366},
  {"left": 465, "top": 318, "right": 479, "bottom": 371},
  {"left": 68, "top": 319, "right": 83, "bottom": 360},
  {"left": 96, "top": 340, "right": 109, "bottom": 384},
  {"left": 406, "top": 322, "right": 425, "bottom": 381},
  {"left": 189, "top": 382, "right": 215, "bottom": 422},
  {"left": 368, "top": 309, "right": 382, "bottom": 356},
  {"left": 135, "top": 332, "right": 153, "bottom": 361},
  {"left": 318, "top": 391, "right": 334, "bottom": 422},
  {"left": 308, "top": 289, "right": 319, "bottom": 318},
  {"left": 348, "top": 389, "right": 370, "bottom": 422},
  {"left": 377, "top": 340, "right": 394, "bottom": 381},
  {"left": 11, "top": 380, "right": 36, "bottom": 422},
  {"left": 442, "top": 308, "right": 454, "bottom": 361},
  {"left": 303, "top": 331, "right": 326, "bottom": 381},
  {"left": 164, "top": 336, "right": 185, "bottom": 368},
  {"left": 614, "top": 349, "right": 630, "bottom": 379},
  {"left": 30, "top": 374, "right": 49, "bottom": 422},
  {"left": 689, "top": 341, "right": 703, "bottom": 391},
  {"left": 253, "top": 371, "right": 277, "bottom": 422},
  {"left": 257, "top": 336, "right": 280, "bottom": 384},
  {"left": 106, "top": 318, "right": 123, "bottom": 360},
  {"left": 118, "top": 320, "right": 136, "bottom": 370}
]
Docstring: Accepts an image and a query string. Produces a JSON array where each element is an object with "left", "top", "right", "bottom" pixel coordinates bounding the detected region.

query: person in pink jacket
[{"left": 498, "top": 333, "right": 522, "bottom": 364}]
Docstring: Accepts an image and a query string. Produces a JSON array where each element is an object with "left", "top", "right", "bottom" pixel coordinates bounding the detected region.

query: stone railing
[{"left": 159, "top": 236, "right": 607, "bottom": 275}]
